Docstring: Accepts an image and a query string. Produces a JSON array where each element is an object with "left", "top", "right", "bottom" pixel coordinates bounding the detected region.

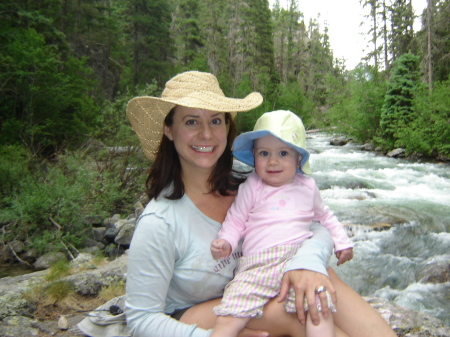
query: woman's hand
[
  {"left": 237, "top": 328, "right": 269, "bottom": 337},
  {"left": 278, "top": 269, "right": 336, "bottom": 326}
]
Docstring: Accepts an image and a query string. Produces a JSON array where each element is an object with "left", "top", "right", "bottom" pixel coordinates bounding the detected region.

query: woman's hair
[{"left": 145, "top": 107, "right": 246, "bottom": 201}]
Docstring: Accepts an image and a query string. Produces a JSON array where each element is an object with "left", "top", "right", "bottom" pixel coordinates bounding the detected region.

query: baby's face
[{"left": 253, "top": 135, "right": 300, "bottom": 187}]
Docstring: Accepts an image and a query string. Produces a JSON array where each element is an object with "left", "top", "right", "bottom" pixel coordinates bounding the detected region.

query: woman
[{"left": 124, "top": 71, "right": 396, "bottom": 337}]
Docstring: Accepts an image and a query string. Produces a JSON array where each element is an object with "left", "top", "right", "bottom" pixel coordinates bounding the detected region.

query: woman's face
[{"left": 164, "top": 106, "right": 228, "bottom": 174}]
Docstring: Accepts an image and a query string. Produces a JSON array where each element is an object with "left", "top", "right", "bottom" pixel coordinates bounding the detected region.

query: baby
[{"left": 210, "top": 110, "right": 353, "bottom": 337}]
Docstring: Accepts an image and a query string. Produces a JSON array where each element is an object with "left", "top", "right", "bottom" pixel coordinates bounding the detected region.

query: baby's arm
[
  {"left": 210, "top": 239, "right": 232, "bottom": 260},
  {"left": 335, "top": 247, "right": 353, "bottom": 266}
]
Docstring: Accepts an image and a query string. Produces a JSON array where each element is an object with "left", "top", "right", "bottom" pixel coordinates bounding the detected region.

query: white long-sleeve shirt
[
  {"left": 218, "top": 172, "right": 353, "bottom": 257},
  {"left": 125, "top": 189, "right": 334, "bottom": 337}
]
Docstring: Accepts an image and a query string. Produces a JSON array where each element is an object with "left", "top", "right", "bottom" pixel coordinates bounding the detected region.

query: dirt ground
[{"left": 34, "top": 295, "right": 105, "bottom": 336}]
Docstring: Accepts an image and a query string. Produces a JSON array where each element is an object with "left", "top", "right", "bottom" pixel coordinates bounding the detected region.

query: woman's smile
[{"left": 192, "top": 145, "right": 216, "bottom": 153}]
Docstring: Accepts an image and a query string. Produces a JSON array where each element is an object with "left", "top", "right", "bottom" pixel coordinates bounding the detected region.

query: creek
[{"left": 308, "top": 133, "right": 450, "bottom": 326}]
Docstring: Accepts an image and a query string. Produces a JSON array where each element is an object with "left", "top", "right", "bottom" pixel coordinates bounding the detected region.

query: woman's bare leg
[
  {"left": 181, "top": 297, "right": 349, "bottom": 337},
  {"left": 328, "top": 268, "right": 396, "bottom": 337},
  {"left": 210, "top": 315, "right": 251, "bottom": 337},
  {"left": 306, "top": 312, "right": 335, "bottom": 337}
]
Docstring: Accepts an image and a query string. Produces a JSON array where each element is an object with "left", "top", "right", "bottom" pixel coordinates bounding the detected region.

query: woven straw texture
[{"left": 126, "top": 71, "right": 263, "bottom": 161}]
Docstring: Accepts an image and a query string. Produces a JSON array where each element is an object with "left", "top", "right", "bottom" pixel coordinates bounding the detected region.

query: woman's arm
[
  {"left": 125, "top": 214, "right": 212, "bottom": 337},
  {"left": 280, "top": 223, "right": 336, "bottom": 325}
]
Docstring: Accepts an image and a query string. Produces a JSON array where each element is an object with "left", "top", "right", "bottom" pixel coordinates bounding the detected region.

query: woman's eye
[
  {"left": 186, "top": 120, "right": 197, "bottom": 125},
  {"left": 211, "top": 118, "right": 222, "bottom": 125}
]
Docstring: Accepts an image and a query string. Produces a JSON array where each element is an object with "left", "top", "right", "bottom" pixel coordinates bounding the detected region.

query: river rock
[
  {"left": 330, "top": 136, "right": 349, "bottom": 146},
  {"left": 387, "top": 148, "right": 405, "bottom": 158},
  {"left": 33, "top": 252, "right": 67, "bottom": 270},
  {"left": 362, "top": 142, "right": 375, "bottom": 151},
  {"left": 416, "top": 255, "right": 450, "bottom": 283},
  {"left": 365, "top": 296, "right": 450, "bottom": 336}
]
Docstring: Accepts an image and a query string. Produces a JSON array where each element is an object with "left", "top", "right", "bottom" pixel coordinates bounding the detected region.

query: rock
[
  {"left": 103, "top": 214, "right": 121, "bottom": 228},
  {"left": 9, "top": 241, "right": 25, "bottom": 254},
  {"left": 58, "top": 315, "right": 69, "bottom": 330},
  {"left": 134, "top": 201, "right": 144, "bottom": 218},
  {"left": 65, "top": 253, "right": 127, "bottom": 296},
  {"left": 0, "top": 316, "right": 39, "bottom": 336},
  {"left": 362, "top": 143, "right": 375, "bottom": 151},
  {"left": 104, "top": 227, "right": 119, "bottom": 243},
  {"left": 416, "top": 255, "right": 450, "bottom": 284},
  {"left": 33, "top": 252, "right": 67, "bottom": 270},
  {"left": 115, "top": 219, "right": 130, "bottom": 230},
  {"left": 69, "top": 253, "right": 96, "bottom": 270},
  {"left": 387, "top": 148, "right": 405, "bottom": 158},
  {"left": 92, "top": 227, "right": 107, "bottom": 242},
  {"left": 330, "top": 136, "right": 349, "bottom": 146},
  {"left": 365, "top": 296, "right": 450, "bottom": 336},
  {"left": 105, "top": 244, "right": 126, "bottom": 259},
  {"left": 372, "top": 223, "right": 393, "bottom": 231},
  {"left": 80, "top": 238, "right": 105, "bottom": 250},
  {"left": 81, "top": 246, "right": 101, "bottom": 255},
  {"left": 114, "top": 221, "right": 136, "bottom": 246}
]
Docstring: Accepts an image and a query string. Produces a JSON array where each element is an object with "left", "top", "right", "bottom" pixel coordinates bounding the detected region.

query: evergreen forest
[{"left": 1, "top": 0, "right": 449, "bottom": 255}]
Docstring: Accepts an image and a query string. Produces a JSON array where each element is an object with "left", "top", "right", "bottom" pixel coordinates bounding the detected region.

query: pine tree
[
  {"left": 171, "top": 0, "right": 206, "bottom": 71},
  {"left": 119, "top": 0, "right": 174, "bottom": 88},
  {"left": 388, "top": 0, "right": 415, "bottom": 61},
  {"left": 379, "top": 53, "right": 420, "bottom": 148}
]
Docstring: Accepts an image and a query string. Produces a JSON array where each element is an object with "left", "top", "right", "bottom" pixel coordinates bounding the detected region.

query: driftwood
[
  {"left": 306, "top": 126, "right": 337, "bottom": 134},
  {"left": 60, "top": 240, "right": 75, "bottom": 260},
  {"left": 8, "top": 243, "right": 32, "bottom": 267},
  {"left": 49, "top": 216, "right": 63, "bottom": 231}
]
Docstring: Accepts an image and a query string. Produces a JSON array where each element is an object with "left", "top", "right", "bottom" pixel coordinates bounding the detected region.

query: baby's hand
[
  {"left": 335, "top": 247, "right": 354, "bottom": 266},
  {"left": 210, "top": 239, "right": 232, "bottom": 260}
]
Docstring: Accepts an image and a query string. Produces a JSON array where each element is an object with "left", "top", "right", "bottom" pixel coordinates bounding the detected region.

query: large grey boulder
[{"left": 33, "top": 252, "right": 67, "bottom": 270}]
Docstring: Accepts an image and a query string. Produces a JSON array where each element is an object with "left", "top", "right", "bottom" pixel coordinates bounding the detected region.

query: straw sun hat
[
  {"left": 126, "top": 71, "right": 263, "bottom": 161},
  {"left": 232, "top": 110, "right": 312, "bottom": 174}
]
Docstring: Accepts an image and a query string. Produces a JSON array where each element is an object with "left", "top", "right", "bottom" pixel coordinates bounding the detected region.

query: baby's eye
[
  {"left": 280, "top": 151, "right": 289, "bottom": 156},
  {"left": 259, "top": 151, "right": 269, "bottom": 156}
]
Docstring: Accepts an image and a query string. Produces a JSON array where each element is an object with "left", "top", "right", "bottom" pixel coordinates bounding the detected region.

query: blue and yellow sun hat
[{"left": 233, "top": 110, "right": 311, "bottom": 174}]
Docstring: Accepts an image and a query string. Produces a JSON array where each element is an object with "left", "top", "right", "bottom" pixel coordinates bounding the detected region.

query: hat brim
[
  {"left": 232, "top": 130, "right": 311, "bottom": 174},
  {"left": 126, "top": 92, "right": 263, "bottom": 161}
]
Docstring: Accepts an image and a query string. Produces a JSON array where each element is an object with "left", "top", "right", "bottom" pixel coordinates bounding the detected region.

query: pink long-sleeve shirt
[{"left": 218, "top": 172, "right": 353, "bottom": 257}]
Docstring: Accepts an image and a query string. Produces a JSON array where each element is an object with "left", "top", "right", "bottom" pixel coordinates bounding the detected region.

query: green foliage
[
  {"left": 394, "top": 80, "right": 450, "bottom": 158},
  {"left": 0, "top": 142, "right": 146, "bottom": 253},
  {"left": 327, "top": 65, "right": 386, "bottom": 142},
  {"left": 43, "top": 280, "right": 75, "bottom": 303},
  {"left": 45, "top": 260, "right": 72, "bottom": 282},
  {"left": 0, "top": 25, "right": 100, "bottom": 155},
  {"left": 379, "top": 53, "right": 420, "bottom": 148}
]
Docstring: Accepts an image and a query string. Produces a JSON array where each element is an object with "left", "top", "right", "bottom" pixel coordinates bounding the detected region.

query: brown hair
[{"left": 145, "top": 108, "right": 246, "bottom": 201}]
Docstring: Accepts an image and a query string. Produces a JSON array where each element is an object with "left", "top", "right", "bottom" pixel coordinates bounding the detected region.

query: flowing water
[{"left": 308, "top": 133, "right": 450, "bottom": 326}]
